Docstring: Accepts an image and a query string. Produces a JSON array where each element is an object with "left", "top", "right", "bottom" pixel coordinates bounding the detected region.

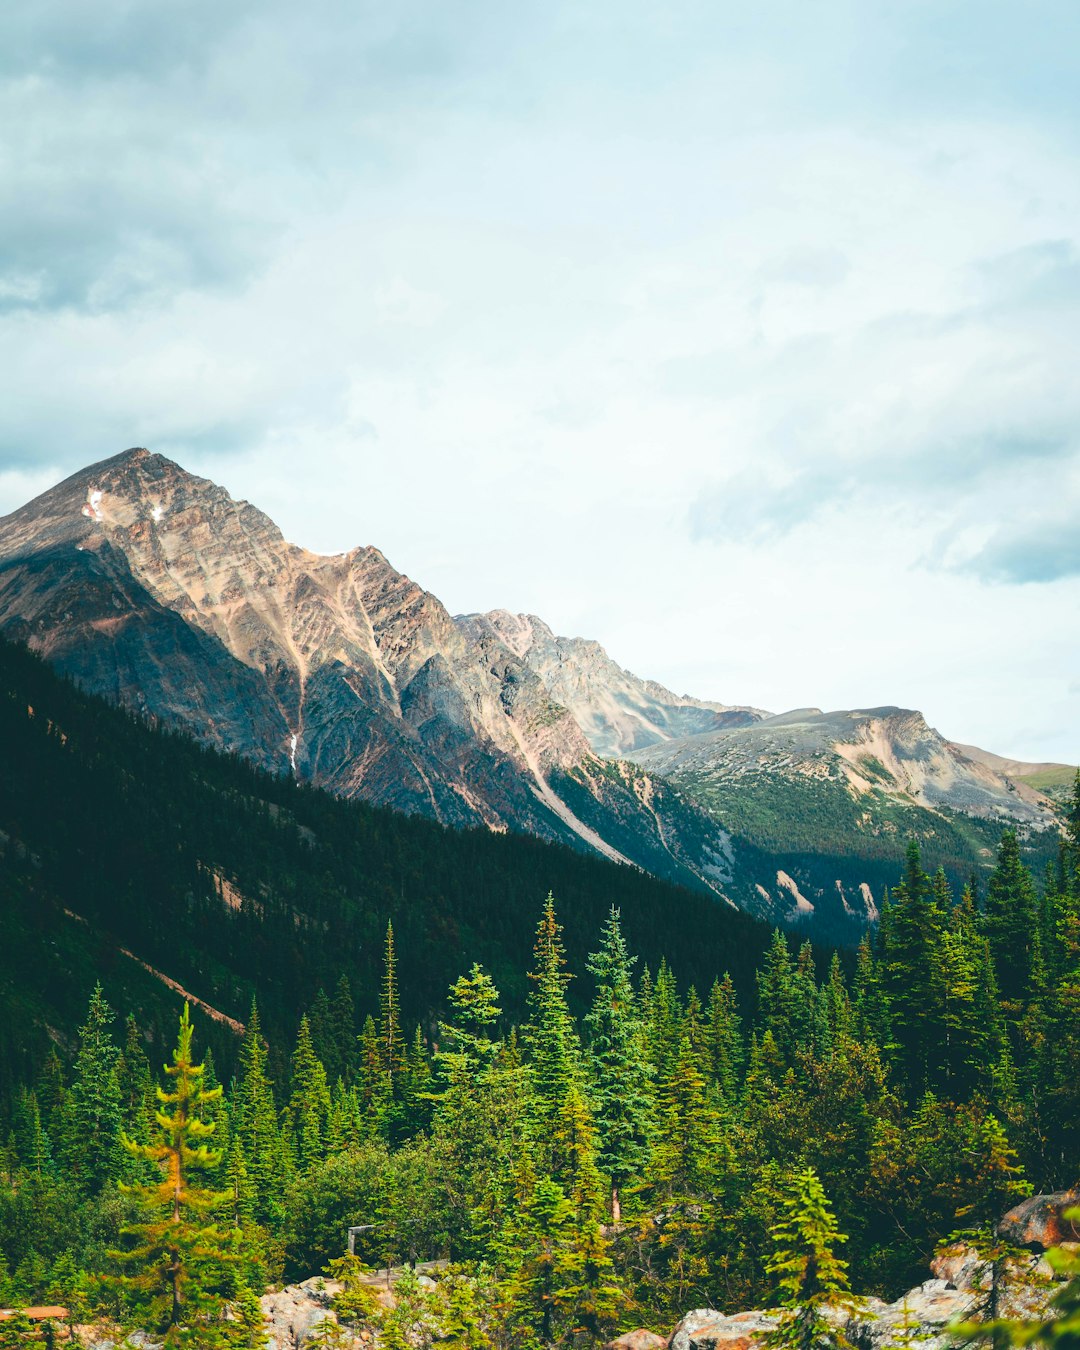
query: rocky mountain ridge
[
  {"left": 0, "top": 449, "right": 746, "bottom": 902},
  {"left": 0, "top": 449, "right": 1069, "bottom": 935}
]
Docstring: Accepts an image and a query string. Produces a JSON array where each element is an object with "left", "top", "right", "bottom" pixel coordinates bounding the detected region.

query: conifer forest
[{"left": 2, "top": 678, "right": 1079, "bottom": 1349}]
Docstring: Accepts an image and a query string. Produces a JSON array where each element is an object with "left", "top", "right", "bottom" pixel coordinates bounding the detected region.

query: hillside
[
  {"left": 0, "top": 449, "right": 1069, "bottom": 939},
  {"left": 0, "top": 634, "right": 774, "bottom": 1093}
]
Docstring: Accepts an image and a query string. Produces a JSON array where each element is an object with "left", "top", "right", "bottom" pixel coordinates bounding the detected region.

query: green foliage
[
  {"left": 107, "top": 1004, "right": 240, "bottom": 1348},
  {"left": 765, "top": 1167, "right": 859, "bottom": 1350}
]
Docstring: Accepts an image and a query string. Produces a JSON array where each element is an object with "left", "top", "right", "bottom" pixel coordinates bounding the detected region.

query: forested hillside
[
  {"left": 1, "top": 802, "right": 1078, "bottom": 1344},
  {"left": 0, "top": 635, "right": 772, "bottom": 1093}
]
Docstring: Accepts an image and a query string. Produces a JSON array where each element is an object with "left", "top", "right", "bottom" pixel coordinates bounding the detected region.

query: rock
[
  {"left": 998, "top": 1191, "right": 1080, "bottom": 1251},
  {"left": 667, "top": 1308, "right": 777, "bottom": 1350},
  {"left": 261, "top": 1279, "right": 343, "bottom": 1350},
  {"left": 849, "top": 1280, "right": 979, "bottom": 1350},
  {"left": 606, "top": 1331, "right": 668, "bottom": 1350},
  {"left": 930, "top": 1243, "right": 993, "bottom": 1294}
]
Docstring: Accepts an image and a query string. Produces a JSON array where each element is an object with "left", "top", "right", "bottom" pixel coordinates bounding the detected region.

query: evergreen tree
[
  {"left": 584, "top": 907, "right": 653, "bottom": 1223},
  {"left": 235, "top": 1001, "right": 284, "bottom": 1228},
  {"left": 65, "top": 984, "right": 123, "bottom": 1195},
  {"left": 765, "top": 1167, "right": 858, "bottom": 1350},
  {"left": 879, "top": 841, "right": 945, "bottom": 1096},
  {"left": 982, "top": 830, "right": 1040, "bottom": 1011},
  {"left": 525, "top": 896, "right": 581, "bottom": 1163},
  {"left": 705, "top": 973, "right": 745, "bottom": 1104},
  {"left": 109, "top": 1004, "right": 240, "bottom": 1347},
  {"left": 287, "top": 1017, "right": 331, "bottom": 1172}
]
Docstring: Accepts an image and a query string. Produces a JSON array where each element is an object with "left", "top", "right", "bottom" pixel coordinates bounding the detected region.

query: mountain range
[{"left": 0, "top": 448, "right": 1069, "bottom": 938}]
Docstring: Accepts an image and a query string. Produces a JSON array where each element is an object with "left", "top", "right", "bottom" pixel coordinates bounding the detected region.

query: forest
[{"left": 1, "top": 779, "right": 1078, "bottom": 1347}]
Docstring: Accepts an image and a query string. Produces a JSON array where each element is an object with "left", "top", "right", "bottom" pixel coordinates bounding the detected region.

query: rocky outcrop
[
  {"left": 457, "top": 610, "right": 762, "bottom": 759},
  {"left": 261, "top": 1278, "right": 343, "bottom": 1349},
  {"left": 667, "top": 1239, "right": 1063, "bottom": 1350},
  {"left": 668, "top": 1308, "right": 778, "bottom": 1350},
  {"left": 998, "top": 1190, "right": 1080, "bottom": 1251}
]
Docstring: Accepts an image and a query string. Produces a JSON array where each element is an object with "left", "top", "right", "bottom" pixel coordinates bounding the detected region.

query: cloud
[{"left": 960, "top": 513, "right": 1080, "bottom": 585}]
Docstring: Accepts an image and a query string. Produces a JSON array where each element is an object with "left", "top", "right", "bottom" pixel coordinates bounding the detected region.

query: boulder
[
  {"left": 668, "top": 1308, "right": 777, "bottom": 1350},
  {"left": 849, "top": 1280, "right": 978, "bottom": 1350},
  {"left": 261, "top": 1278, "right": 343, "bottom": 1350},
  {"left": 998, "top": 1191, "right": 1080, "bottom": 1251},
  {"left": 607, "top": 1331, "right": 667, "bottom": 1350}
]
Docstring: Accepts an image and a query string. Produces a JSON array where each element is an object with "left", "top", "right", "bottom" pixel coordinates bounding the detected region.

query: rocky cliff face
[
  {"left": 457, "top": 610, "right": 764, "bottom": 759},
  {"left": 630, "top": 705, "right": 1059, "bottom": 828},
  {"left": 0, "top": 450, "right": 738, "bottom": 895},
  {"left": 1, "top": 449, "right": 1066, "bottom": 938},
  {"left": 0, "top": 450, "right": 574, "bottom": 834}
]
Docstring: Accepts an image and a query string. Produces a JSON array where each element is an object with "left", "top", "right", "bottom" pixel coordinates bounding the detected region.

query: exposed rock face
[
  {"left": 667, "top": 1238, "right": 1065, "bottom": 1350},
  {"left": 632, "top": 707, "right": 1059, "bottom": 829},
  {"left": 668, "top": 1307, "right": 778, "bottom": 1350},
  {"left": 0, "top": 450, "right": 740, "bottom": 899},
  {"left": 2, "top": 449, "right": 1066, "bottom": 936},
  {"left": 998, "top": 1190, "right": 1080, "bottom": 1251},
  {"left": 261, "top": 1279, "right": 342, "bottom": 1350},
  {"left": 457, "top": 610, "right": 763, "bottom": 758}
]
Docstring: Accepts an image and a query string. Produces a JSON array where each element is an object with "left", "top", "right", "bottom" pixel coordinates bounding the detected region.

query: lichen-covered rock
[{"left": 998, "top": 1192, "right": 1080, "bottom": 1252}]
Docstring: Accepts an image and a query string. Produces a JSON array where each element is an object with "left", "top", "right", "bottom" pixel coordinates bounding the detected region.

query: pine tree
[
  {"left": 287, "top": 1017, "right": 331, "bottom": 1172},
  {"left": 235, "top": 1001, "right": 284, "bottom": 1228},
  {"left": 584, "top": 907, "right": 653, "bottom": 1224},
  {"left": 109, "top": 1004, "right": 240, "bottom": 1347},
  {"left": 525, "top": 895, "right": 581, "bottom": 1164},
  {"left": 65, "top": 984, "right": 123, "bottom": 1195},
  {"left": 765, "top": 1167, "right": 858, "bottom": 1350}
]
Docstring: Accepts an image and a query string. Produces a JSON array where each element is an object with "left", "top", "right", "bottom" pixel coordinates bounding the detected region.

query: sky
[{"left": 1, "top": 1, "right": 1078, "bottom": 761}]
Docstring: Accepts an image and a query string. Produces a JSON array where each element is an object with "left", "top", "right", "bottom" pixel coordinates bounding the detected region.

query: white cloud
[{"left": 1, "top": 1, "right": 1079, "bottom": 762}]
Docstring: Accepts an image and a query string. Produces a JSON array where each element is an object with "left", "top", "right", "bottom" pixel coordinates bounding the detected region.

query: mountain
[
  {"left": 0, "top": 633, "right": 773, "bottom": 1092},
  {"left": 0, "top": 449, "right": 743, "bottom": 901},
  {"left": 456, "top": 609, "right": 764, "bottom": 757},
  {"left": 631, "top": 705, "right": 1065, "bottom": 918},
  {"left": 0, "top": 449, "right": 1068, "bottom": 939}
]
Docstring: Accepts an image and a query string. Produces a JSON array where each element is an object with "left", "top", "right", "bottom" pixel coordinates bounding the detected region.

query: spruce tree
[
  {"left": 287, "top": 1017, "right": 331, "bottom": 1172},
  {"left": 235, "top": 1001, "right": 284, "bottom": 1228},
  {"left": 765, "top": 1167, "right": 858, "bottom": 1350},
  {"left": 525, "top": 895, "right": 581, "bottom": 1162},
  {"left": 982, "top": 830, "right": 1040, "bottom": 1010},
  {"left": 109, "top": 1004, "right": 241, "bottom": 1347},
  {"left": 705, "top": 973, "right": 745, "bottom": 1104},
  {"left": 584, "top": 907, "right": 652, "bottom": 1223},
  {"left": 65, "top": 984, "right": 123, "bottom": 1195}
]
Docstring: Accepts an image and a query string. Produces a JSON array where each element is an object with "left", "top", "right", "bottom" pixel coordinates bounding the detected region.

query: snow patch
[
  {"left": 84, "top": 489, "right": 103, "bottom": 521},
  {"left": 289, "top": 733, "right": 298, "bottom": 773},
  {"left": 776, "top": 869, "right": 814, "bottom": 914},
  {"left": 151, "top": 504, "right": 164, "bottom": 523}
]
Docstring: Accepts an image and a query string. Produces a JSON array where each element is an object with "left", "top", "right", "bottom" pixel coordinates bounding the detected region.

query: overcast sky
[{"left": 1, "top": 1, "right": 1078, "bottom": 761}]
